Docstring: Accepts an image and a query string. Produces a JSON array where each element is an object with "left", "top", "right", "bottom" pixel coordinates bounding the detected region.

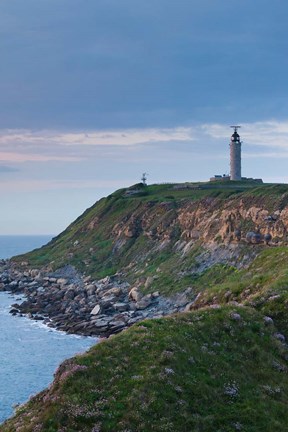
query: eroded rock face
[
  {"left": 178, "top": 201, "right": 282, "bottom": 244},
  {"left": 110, "top": 196, "right": 288, "bottom": 247},
  {"left": 3, "top": 192, "right": 288, "bottom": 338}
]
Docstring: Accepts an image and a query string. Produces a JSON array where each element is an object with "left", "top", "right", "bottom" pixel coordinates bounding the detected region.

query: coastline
[
  {"left": 0, "top": 290, "right": 98, "bottom": 425},
  {"left": 0, "top": 260, "right": 192, "bottom": 338}
]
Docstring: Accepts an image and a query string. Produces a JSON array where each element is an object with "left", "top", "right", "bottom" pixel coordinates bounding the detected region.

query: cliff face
[
  {"left": 4, "top": 182, "right": 288, "bottom": 338},
  {"left": 114, "top": 197, "right": 288, "bottom": 244},
  {"left": 13, "top": 183, "right": 288, "bottom": 290}
]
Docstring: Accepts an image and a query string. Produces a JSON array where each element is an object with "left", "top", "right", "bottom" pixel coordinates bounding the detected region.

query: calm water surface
[
  {"left": 0, "top": 235, "right": 53, "bottom": 259},
  {"left": 0, "top": 236, "right": 98, "bottom": 424}
]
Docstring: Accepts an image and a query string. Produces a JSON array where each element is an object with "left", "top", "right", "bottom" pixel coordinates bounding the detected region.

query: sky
[{"left": 1, "top": 0, "right": 288, "bottom": 234}]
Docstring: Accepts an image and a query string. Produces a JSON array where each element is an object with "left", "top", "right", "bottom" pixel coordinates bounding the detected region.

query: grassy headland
[
  {"left": 1, "top": 307, "right": 288, "bottom": 432},
  {"left": 2, "top": 181, "right": 288, "bottom": 431}
]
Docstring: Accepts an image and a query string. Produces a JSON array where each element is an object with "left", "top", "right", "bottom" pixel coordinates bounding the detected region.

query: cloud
[
  {"left": 0, "top": 179, "right": 132, "bottom": 192},
  {"left": 0, "top": 128, "right": 193, "bottom": 147},
  {"left": 0, "top": 1, "right": 287, "bottom": 130},
  {"left": 202, "top": 121, "right": 288, "bottom": 150},
  {"left": 243, "top": 152, "right": 288, "bottom": 159},
  {"left": 0, "top": 151, "right": 81, "bottom": 163},
  {"left": 0, "top": 120, "right": 288, "bottom": 165},
  {"left": 0, "top": 127, "right": 196, "bottom": 163},
  {"left": 0, "top": 165, "right": 18, "bottom": 173}
]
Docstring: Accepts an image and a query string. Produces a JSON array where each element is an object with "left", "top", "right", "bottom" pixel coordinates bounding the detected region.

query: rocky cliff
[
  {"left": 1, "top": 182, "right": 288, "bottom": 337},
  {"left": 1, "top": 182, "right": 288, "bottom": 431},
  {"left": 15, "top": 182, "right": 288, "bottom": 272}
]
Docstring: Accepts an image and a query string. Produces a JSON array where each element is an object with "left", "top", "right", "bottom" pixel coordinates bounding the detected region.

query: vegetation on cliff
[
  {"left": 192, "top": 247, "right": 288, "bottom": 336},
  {"left": 1, "top": 307, "right": 288, "bottom": 432},
  {"left": 13, "top": 181, "right": 288, "bottom": 290},
  {"left": 3, "top": 181, "right": 288, "bottom": 431}
]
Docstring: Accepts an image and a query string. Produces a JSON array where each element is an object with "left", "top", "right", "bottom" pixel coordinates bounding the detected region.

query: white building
[{"left": 230, "top": 126, "right": 241, "bottom": 181}]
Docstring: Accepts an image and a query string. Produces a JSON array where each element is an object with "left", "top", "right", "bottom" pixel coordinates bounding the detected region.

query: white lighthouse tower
[{"left": 230, "top": 126, "right": 242, "bottom": 181}]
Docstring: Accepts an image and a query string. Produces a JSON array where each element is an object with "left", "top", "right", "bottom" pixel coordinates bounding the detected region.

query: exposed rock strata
[
  {"left": 112, "top": 196, "right": 288, "bottom": 246},
  {"left": 5, "top": 189, "right": 288, "bottom": 337}
]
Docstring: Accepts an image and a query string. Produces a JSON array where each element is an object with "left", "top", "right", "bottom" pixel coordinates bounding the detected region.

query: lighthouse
[{"left": 230, "top": 126, "right": 241, "bottom": 181}]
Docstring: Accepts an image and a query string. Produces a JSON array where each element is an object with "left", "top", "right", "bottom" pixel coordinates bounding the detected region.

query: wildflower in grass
[
  {"left": 58, "top": 364, "right": 88, "bottom": 383},
  {"left": 164, "top": 367, "right": 175, "bottom": 375},
  {"left": 131, "top": 375, "right": 144, "bottom": 380},
  {"left": 161, "top": 350, "right": 174, "bottom": 358},
  {"left": 262, "top": 385, "right": 281, "bottom": 395},
  {"left": 224, "top": 381, "right": 239, "bottom": 397},
  {"left": 91, "top": 423, "right": 102, "bottom": 432},
  {"left": 174, "top": 385, "right": 183, "bottom": 393},
  {"left": 232, "top": 422, "right": 243, "bottom": 430}
]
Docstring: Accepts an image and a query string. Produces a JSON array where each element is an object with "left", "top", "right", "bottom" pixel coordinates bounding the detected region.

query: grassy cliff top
[{"left": 13, "top": 181, "right": 288, "bottom": 274}]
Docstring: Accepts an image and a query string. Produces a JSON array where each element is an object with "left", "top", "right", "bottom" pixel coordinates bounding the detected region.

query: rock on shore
[{"left": 0, "top": 260, "right": 193, "bottom": 337}]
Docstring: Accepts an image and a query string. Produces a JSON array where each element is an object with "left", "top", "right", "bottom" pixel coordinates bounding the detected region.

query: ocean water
[
  {"left": 0, "top": 236, "right": 98, "bottom": 424},
  {"left": 0, "top": 235, "right": 53, "bottom": 259}
]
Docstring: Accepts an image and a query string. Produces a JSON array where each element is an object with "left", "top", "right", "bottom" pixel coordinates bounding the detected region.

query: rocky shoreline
[{"left": 0, "top": 260, "right": 194, "bottom": 337}]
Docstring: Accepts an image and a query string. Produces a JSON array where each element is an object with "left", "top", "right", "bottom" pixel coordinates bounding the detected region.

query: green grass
[
  {"left": 14, "top": 181, "right": 288, "bottom": 279},
  {"left": 2, "top": 307, "right": 288, "bottom": 432},
  {"left": 191, "top": 247, "right": 288, "bottom": 335},
  {"left": 5, "top": 181, "right": 288, "bottom": 430},
  {"left": 12, "top": 182, "right": 288, "bottom": 325},
  {"left": 13, "top": 180, "right": 288, "bottom": 305}
]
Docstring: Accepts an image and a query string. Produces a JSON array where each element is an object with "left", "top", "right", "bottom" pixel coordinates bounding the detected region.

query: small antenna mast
[
  {"left": 141, "top": 172, "right": 148, "bottom": 186},
  {"left": 230, "top": 125, "right": 241, "bottom": 133}
]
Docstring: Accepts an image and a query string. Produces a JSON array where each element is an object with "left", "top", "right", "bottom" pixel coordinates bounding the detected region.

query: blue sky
[{"left": 1, "top": 0, "right": 288, "bottom": 234}]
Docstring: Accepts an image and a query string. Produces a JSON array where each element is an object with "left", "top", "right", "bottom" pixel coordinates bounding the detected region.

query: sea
[{"left": 0, "top": 236, "right": 98, "bottom": 424}]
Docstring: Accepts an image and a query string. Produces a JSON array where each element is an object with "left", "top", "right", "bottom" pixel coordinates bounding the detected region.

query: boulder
[
  {"left": 184, "top": 302, "right": 194, "bottom": 312},
  {"left": 83, "top": 275, "right": 92, "bottom": 283},
  {"left": 264, "top": 316, "right": 274, "bottom": 325},
  {"left": 103, "top": 287, "right": 122, "bottom": 298},
  {"left": 90, "top": 304, "right": 101, "bottom": 315},
  {"left": 264, "top": 233, "right": 272, "bottom": 244},
  {"left": 48, "top": 277, "right": 57, "bottom": 283},
  {"left": 114, "top": 302, "right": 129, "bottom": 312},
  {"left": 9, "top": 308, "right": 20, "bottom": 315},
  {"left": 57, "top": 278, "right": 68, "bottom": 286},
  {"left": 30, "top": 269, "right": 40, "bottom": 278},
  {"left": 34, "top": 315, "right": 45, "bottom": 321},
  {"left": 145, "top": 276, "right": 154, "bottom": 289},
  {"left": 86, "top": 284, "right": 96, "bottom": 296},
  {"left": 230, "top": 312, "right": 242, "bottom": 321},
  {"left": 173, "top": 293, "right": 189, "bottom": 307},
  {"left": 129, "top": 287, "right": 142, "bottom": 302},
  {"left": 64, "top": 290, "right": 75, "bottom": 300},
  {"left": 136, "top": 295, "right": 152, "bottom": 310},
  {"left": 98, "top": 276, "right": 111, "bottom": 286},
  {"left": 93, "top": 318, "right": 111, "bottom": 328},
  {"left": 109, "top": 321, "right": 126, "bottom": 332},
  {"left": 274, "top": 332, "right": 285, "bottom": 342}
]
